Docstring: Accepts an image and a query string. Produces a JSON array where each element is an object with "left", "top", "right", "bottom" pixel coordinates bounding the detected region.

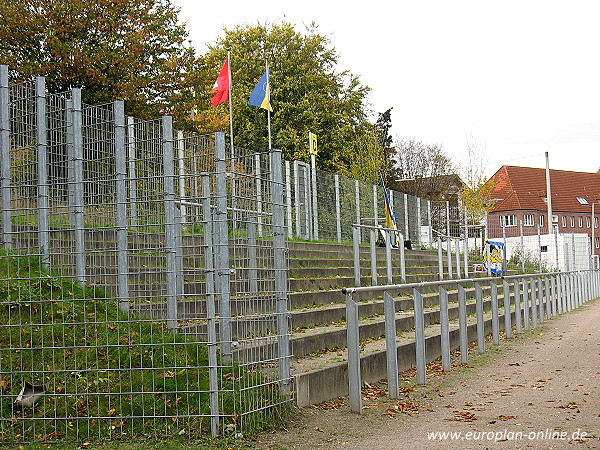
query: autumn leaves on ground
[{"left": 257, "top": 297, "right": 600, "bottom": 450}]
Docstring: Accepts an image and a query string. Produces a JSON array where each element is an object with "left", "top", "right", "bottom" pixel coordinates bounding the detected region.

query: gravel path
[{"left": 257, "top": 297, "right": 600, "bottom": 449}]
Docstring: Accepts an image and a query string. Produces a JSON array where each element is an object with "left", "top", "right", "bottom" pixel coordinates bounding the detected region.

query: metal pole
[
  {"left": 126, "top": 117, "right": 138, "bottom": 227},
  {"left": 427, "top": 200, "right": 433, "bottom": 248},
  {"left": 514, "top": 279, "right": 522, "bottom": 334},
  {"left": 502, "top": 279, "right": 512, "bottom": 339},
  {"left": 404, "top": 193, "right": 410, "bottom": 242},
  {"left": 455, "top": 239, "right": 461, "bottom": 278},
  {"left": 202, "top": 174, "right": 220, "bottom": 437},
  {"left": 475, "top": 282, "right": 485, "bottom": 354},
  {"left": 437, "top": 238, "right": 443, "bottom": 280},
  {"left": 285, "top": 160, "right": 293, "bottom": 238},
  {"left": 271, "top": 149, "right": 291, "bottom": 392},
  {"left": 353, "top": 226, "right": 361, "bottom": 287},
  {"left": 36, "top": 76, "right": 50, "bottom": 268},
  {"left": 0, "top": 65, "right": 12, "bottom": 250},
  {"left": 114, "top": 100, "right": 130, "bottom": 313},
  {"left": 71, "top": 88, "right": 85, "bottom": 284},
  {"left": 384, "top": 291, "right": 398, "bottom": 399},
  {"left": 310, "top": 143, "right": 318, "bottom": 240},
  {"left": 385, "top": 230, "right": 392, "bottom": 284},
  {"left": 530, "top": 278, "right": 538, "bottom": 328},
  {"left": 439, "top": 286, "right": 451, "bottom": 372},
  {"left": 370, "top": 228, "right": 377, "bottom": 286},
  {"left": 334, "top": 174, "right": 341, "bottom": 243},
  {"left": 346, "top": 293, "right": 362, "bottom": 413},
  {"left": 413, "top": 289, "right": 427, "bottom": 384},
  {"left": 355, "top": 180, "right": 361, "bottom": 243},
  {"left": 214, "top": 132, "right": 231, "bottom": 357},
  {"left": 163, "top": 115, "right": 178, "bottom": 330},
  {"left": 458, "top": 284, "right": 468, "bottom": 363},
  {"left": 490, "top": 281, "right": 499, "bottom": 345},
  {"left": 447, "top": 238, "right": 453, "bottom": 278},
  {"left": 522, "top": 279, "right": 530, "bottom": 331}
]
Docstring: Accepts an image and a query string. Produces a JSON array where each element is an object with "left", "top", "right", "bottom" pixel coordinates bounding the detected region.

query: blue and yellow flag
[{"left": 248, "top": 70, "right": 272, "bottom": 111}]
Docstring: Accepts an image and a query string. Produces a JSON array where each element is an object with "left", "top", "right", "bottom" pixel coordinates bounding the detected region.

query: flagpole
[
  {"left": 227, "top": 51, "right": 235, "bottom": 161},
  {"left": 266, "top": 59, "right": 272, "bottom": 150}
]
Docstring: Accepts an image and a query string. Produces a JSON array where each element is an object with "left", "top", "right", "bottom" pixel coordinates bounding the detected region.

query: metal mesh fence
[{"left": 0, "top": 70, "right": 291, "bottom": 443}]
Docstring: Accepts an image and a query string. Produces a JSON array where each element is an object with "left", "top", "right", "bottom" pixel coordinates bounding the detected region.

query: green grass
[{"left": 0, "top": 251, "right": 291, "bottom": 444}]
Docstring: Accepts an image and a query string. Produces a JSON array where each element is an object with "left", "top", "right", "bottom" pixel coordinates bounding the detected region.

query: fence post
[
  {"left": 176, "top": 130, "right": 187, "bottom": 225},
  {"left": 370, "top": 228, "right": 377, "bottom": 286},
  {"left": 114, "top": 100, "right": 130, "bottom": 313},
  {"left": 490, "top": 281, "right": 499, "bottom": 345},
  {"left": 255, "top": 153, "right": 264, "bottom": 237},
  {"left": 404, "top": 193, "right": 410, "bottom": 242},
  {"left": 271, "top": 149, "right": 292, "bottom": 392},
  {"left": 126, "top": 117, "right": 138, "bottom": 227},
  {"left": 446, "top": 238, "right": 453, "bottom": 278},
  {"left": 475, "top": 282, "right": 485, "bottom": 354},
  {"left": 537, "top": 278, "right": 544, "bottom": 323},
  {"left": 310, "top": 149, "right": 318, "bottom": 241},
  {"left": 214, "top": 132, "right": 231, "bottom": 357},
  {"left": 413, "top": 288, "right": 427, "bottom": 384},
  {"left": 71, "top": 88, "right": 86, "bottom": 284},
  {"left": 439, "top": 286, "right": 450, "bottom": 372},
  {"left": 346, "top": 292, "right": 362, "bottom": 413},
  {"left": 514, "top": 279, "right": 522, "bottom": 334},
  {"left": 383, "top": 291, "right": 398, "bottom": 398},
  {"left": 353, "top": 225, "right": 361, "bottom": 286},
  {"left": 530, "top": 278, "right": 538, "bottom": 328},
  {"left": 334, "top": 174, "right": 341, "bottom": 243},
  {"left": 36, "top": 76, "right": 50, "bottom": 268},
  {"left": 0, "top": 65, "right": 11, "bottom": 251},
  {"left": 162, "top": 115, "right": 179, "bottom": 330},
  {"left": 416, "top": 197, "right": 422, "bottom": 247},
  {"left": 437, "top": 238, "right": 443, "bottom": 280},
  {"left": 355, "top": 180, "right": 361, "bottom": 243},
  {"left": 455, "top": 239, "right": 461, "bottom": 278},
  {"left": 427, "top": 200, "right": 433, "bottom": 248},
  {"left": 201, "top": 174, "right": 221, "bottom": 437},
  {"left": 458, "top": 284, "right": 468, "bottom": 363},
  {"left": 385, "top": 229, "right": 392, "bottom": 284},
  {"left": 502, "top": 279, "right": 512, "bottom": 339},
  {"left": 522, "top": 279, "right": 530, "bottom": 330},
  {"left": 285, "top": 160, "right": 293, "bottom": 239},
  {"left": 545, "top": 277, "right": 551, "bottom": 319}
]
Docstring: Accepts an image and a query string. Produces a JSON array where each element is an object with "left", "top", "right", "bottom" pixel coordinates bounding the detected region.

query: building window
[
  {"left": 500, "top": 215, "right": 516, "bottom": 227},
  {"left": 562, "top": 216, "right": 567, "bottom": 227},
  {"left": 596, "top": 217, "right": 599, "bottom": 228},
  {"left": 570, "top": 216, "right": 575, "bottom": 227},
  {"left": 596, "top": 237, "right": 600, "bottom": 249},
  {"left": 578, "top": 216, "right": 583, "bottom": 227},
  {"left": 587, "top": 217, "right": 591, "bottom": 228},
  {"left": 541, "top": 245, "right": 548, "bottom": 253},
  {"left": 524, "top": 214, "right": 534, "bottom": 226},
  {"left": 539, "top": 215, "right": 544, "bottom": 227}
]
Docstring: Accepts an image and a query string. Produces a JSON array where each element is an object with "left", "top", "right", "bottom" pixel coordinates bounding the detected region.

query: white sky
[{"left": 174, "top": 0, "right": 600, "bottom": 178}]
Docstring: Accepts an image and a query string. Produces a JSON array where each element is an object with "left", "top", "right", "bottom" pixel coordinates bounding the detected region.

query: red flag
[{"left": 210, "top": 58, "right": 229, "bottom": 107}]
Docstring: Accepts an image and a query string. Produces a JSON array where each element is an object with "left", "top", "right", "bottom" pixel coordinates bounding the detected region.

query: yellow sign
[{"left": 309, "top": 132, "right": 318, "bottom": 156}]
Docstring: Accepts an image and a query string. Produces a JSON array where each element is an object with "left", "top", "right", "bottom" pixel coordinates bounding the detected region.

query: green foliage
[
  {"left": 201, "top": 22, "right": 384, "bottom": 175},
  {"left": 0, "top": 252, "right": 289, "bottom": 443},
  {"left": 0, "top": 0, "right": 199, "bottom": 122}
]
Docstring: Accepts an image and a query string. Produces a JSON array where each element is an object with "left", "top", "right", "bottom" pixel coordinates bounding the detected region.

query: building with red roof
[{"left": 487, "top": 165, "right": 600, "bottom": 258}]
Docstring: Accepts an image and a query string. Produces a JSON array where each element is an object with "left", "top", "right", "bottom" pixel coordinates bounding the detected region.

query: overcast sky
[{"left": 174, "top": 0, "right": 600, "bottom": 178}]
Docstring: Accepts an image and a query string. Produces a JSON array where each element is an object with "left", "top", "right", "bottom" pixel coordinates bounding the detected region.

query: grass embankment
[{"left": 0, "top": 252, "right": 291, "bottom": 444}]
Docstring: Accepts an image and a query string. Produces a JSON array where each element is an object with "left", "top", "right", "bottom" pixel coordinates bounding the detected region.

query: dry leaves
[
  {"left": 447, "top": 411, "right": 477, "bottom": 422},
  {"left": 385, "top": 401, "right": 420, "bottom": 417}
]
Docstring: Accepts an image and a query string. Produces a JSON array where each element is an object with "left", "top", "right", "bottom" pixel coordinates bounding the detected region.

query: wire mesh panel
[
  {"left": 314, "top": 169, "right": 337, "bottom": 241},
  {"left": 338, "top": 174, "right": 358, "bottom": 242}
]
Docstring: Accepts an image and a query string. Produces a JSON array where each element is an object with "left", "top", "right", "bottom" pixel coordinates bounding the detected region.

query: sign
[
  {"left": 309, "top": 132, "right": 318, "bottom": 156},
  {"left": 483, "top": 240, "right": 505, "bottom": 275}
]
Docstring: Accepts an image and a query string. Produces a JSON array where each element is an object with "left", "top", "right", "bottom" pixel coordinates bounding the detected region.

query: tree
[
  {"left": 375, "top": 107, "right": 396, "bottom": 183},
  {"left": 388, "top": 138, "right": 460, "bottom": 201},
  {"left": 199, "top": 22, "right": 383, "bottom": 175},
  {"left": 0, "top": 0, "right": 198, "bottom": 121},
  {"left": 460, "top": 133, "right": 495, "bottom": 224}
]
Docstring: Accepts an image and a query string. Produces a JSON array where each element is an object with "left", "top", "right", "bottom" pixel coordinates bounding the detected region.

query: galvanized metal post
[
  {"left": 439, "top": 286, "right": 451, "bottom": 372},
  {"left": 447, "top": 238, "right": 453, "bottom": 278},
  {"left": 310, "top": 149, "right": 318, "bottom": 241},
  {"left": 370, "top": 228, "right": 377, "bottom": 286},
  {"left": 334, "top": 174, "right": 341, "bottom": 243},
  {"left": 475, "top": 282, "right": 485, "bottom": 354},
  {"left": 413, "top": 288, "right": 427, "bottom": 384},
  {"left": 71, "top": 88, "right": 86, "bottom": 284},
  {"left": 490, "top": 282, "right": 499, "bottom": 345},
  {"left": 271, "top": 149, "right": 291, "bottom": 392},
  {"left": 126, "top": 117, "right": 138, "bottom": 227},
  {"left": 458, "top": 284, "right": 468, "bottom": 363},
  {"left": 385, "top": 230, "right": 392, "bottom": 284},
  {"left": 373, "top": 184, "right": 378, "bottom": 226},
  {"left": 545, "top": 277, "right": 551, "bottom": 319},
  {"left": 427, "top": 200, "right": 433, "bottom": 248},
  {"left": 114, "top": 100, "right": 130, "bottom": 313},
  {"left": 355, "top": 180, "right": 361, "bottom": 243},
  {"left": 255, "top": 153, "right": 264, "bottom": 237},
  {"left": 538, "top": 278, "right": 544, "bottom": 323},
  {"left": 455, "top": 239, "right": 461, "bottom": 278},
  {"left": 346, "top": 293, "right": 362, "bottom": 413},
  {"left": 383, "top": 291, "right": 398, "bottom": 399},
  {"left": 214, "top": 132, "right": 231, "bottom": 357},
  {"left": 531, "top": 278, "right": 538, "bottom": 328},
  {"left": 285, "top": 161, "right": 293, "bottom": 238},
  {"left": 162, "top": 116, "right": 178, "bottom": 330},
  {"left": 523, "top": 279, "right": 530, "bottom": 331},
  {"left": 176, "top": 130, "right": 187, "bottom": 225},
  {"left": 404, "top": 194, "right": 410, "bottom": 242},
  {"left": 502, "top": 279, "right": 512, "bottom": 338},
  {"left": 0, "top": 65, "right": 11, "bottom": 250},
  {"left": 353, "top": 226, "right": 361, "bottom": 286},
  {"left": 552, "top": 275, "right": 559, "bottom": 316},
  {"left": 36, "top": 76, "right": 50, "bottom": 268},
  {"left": 437, "top": 238, "right": 443, "bottom": 280},
  {"left": 514, "top": 280, "right": 522, "bottom": 334},
  {"left": 201, "top": 174, "right": 220, "bottom": 437}
]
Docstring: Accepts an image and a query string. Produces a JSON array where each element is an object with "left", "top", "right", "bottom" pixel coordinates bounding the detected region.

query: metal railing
[{"left": 341, "top": 269, "right": 600, "bottom": 413}]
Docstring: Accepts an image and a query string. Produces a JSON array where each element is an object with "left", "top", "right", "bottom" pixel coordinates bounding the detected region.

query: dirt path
[{"left": 256, "top": 297, "right": 600, "bottom": 449}]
